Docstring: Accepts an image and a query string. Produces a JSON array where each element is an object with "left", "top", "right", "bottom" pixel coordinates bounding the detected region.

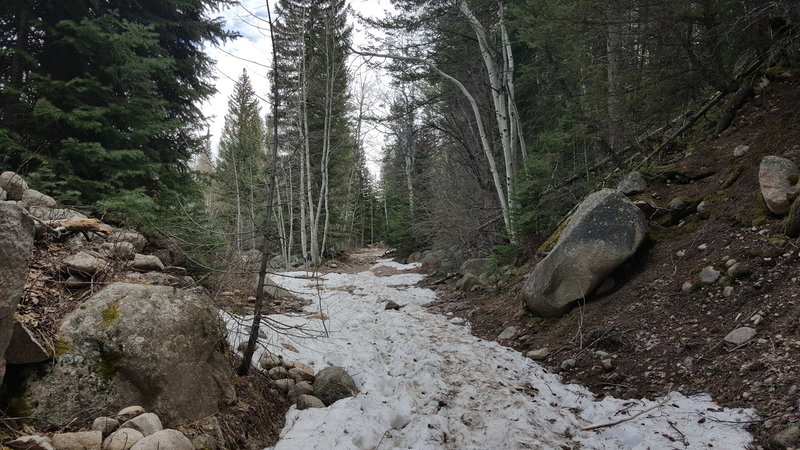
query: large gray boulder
[
  {"left": 24, "top": 283, "right": 235, "bottom": 425},
  {"left": 759, "top": 156, "right": 800, "bottom": 215},
  {"left": 0, "top": 171, "right": 29, "bottom": 200},
  {"left": 0, "top": 202, "right": 35, "bottom": 382},
  {"left": 521, "top": 189, "right": 647, "bottom": 317},
  {"left": 313, "top": 366, "right": 359, "bottom": 406}
]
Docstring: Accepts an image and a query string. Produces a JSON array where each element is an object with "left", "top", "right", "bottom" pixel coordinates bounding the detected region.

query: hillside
[{"left": 427, "top": 72, "right": 800, "bottom": 448}]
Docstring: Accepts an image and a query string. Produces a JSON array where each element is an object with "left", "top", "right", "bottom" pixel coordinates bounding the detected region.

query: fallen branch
[{"left": 581, "top": 398, "right": 668, "bottom": 431}]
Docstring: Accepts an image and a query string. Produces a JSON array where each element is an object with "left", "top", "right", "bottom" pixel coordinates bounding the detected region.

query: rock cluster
[
  {"left": 260, "top": 354, "right": 358, "bottom": 409},
  {"left": 6, "top": 406, "right": 205, "bottom": 450}
]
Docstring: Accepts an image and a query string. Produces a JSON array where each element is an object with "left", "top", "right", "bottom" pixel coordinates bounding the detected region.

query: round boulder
[
  {"left": 312, "top": 366, "right": 359, "bottom": 406},
  {"left": 24, "top": 283, "right": 235, "bottom": 425},
  {"left": 520, "top": 189, "right": 647, "bottom": 317}
]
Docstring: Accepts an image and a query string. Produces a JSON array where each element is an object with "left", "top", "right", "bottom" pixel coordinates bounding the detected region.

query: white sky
[{"left": 200, "top": 0, "right": 394, "bottom": 180}]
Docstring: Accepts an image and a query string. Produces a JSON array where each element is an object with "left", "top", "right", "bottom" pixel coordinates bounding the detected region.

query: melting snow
[{"left": 224, "top": 254, "right": 754, "bottom": 449}]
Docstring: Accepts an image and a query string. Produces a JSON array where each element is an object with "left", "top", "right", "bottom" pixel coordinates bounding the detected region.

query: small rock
[
  {"left": 669, "top": 198, "right": 686, "bottom": 210},
  {"left": 292, "top": 381, "right": 314, "bottom": 397},
  {"left": 724, "top": 327, "right": 757, "bottom": 346},
  {"left": 526, "top": 348, "right": 549, "bottom": 361},
  {"left": 751, "top": 314, "right": 763, "bottom": 326},
  {"left": 594, "top": 350, "right": 610, "bottom": 358},
  {"left": 498, "top": 326, "right": 517, "bottom": 340},
  {"left": 560, "top": 359, "right": 576, "bottom": 370},
  {"left": 21, "top": 189, "right": 57, "bottom": 208},
  {"left": 274, "top": 378, "right": 295, "bottom": 394},
  {"left": 120, "top": 412, "right": 163, "bottom": 437},
  {"left": 131, "top": 254, "right": 165, "bottom": 272},
  {"left": 269, "top": 366, "right": 289, "bottom": 379},
  {"left": 259, "top": 353, "right": 283, "bottom": 371},
  {"left": 91, "top": 416, "right": 120, "bottom": 435},
  {"left": 601, "top": 359, "right": 613, "bottom": 371},
  {"left": 62, "top": 251, "right": 107, "bottom": 276},
  {"left": 313, "top": 366, "right": 359, "bottom": 406},
  {"left": 676, "top": 250, "right": 687, "bottom": 258},
  {"left": 5, "top": 320, "right": 49, "bottom": 364},
  {"left": 457, "top": 274, "right": 481, "bottom": 291},
  {"left": 769, "top": 425, "right": 800, "bottom": 449},
  {"left": 101, "top": 242, "right": 136, "bottom": 260},
  {"left": 696, "top": 200, "right": 712, "bottom": 218},
  {"left": 109, "top": 230, "right": 147, "bottom": 252},
  {"left": 0, "top": 171, "right": 29, "bottom": 200},
  {"left": 682, "top": 357, "right": 693, "bottom": 370},
  {"left": 722, "top": 286, "right": 734, "bottom": 298},
  {"left": 727, "top": 263, "right": 749, "bottom": 279},
  {"left": 759, "top": 155, "right": 800, "bottom": 215},
  {"left": 129, "top": 429, "right": 192, "bottom": 450},
  {"left": 7, "top": 436, "right": 55, "bottom": 450},
  {"left": 616, "top": 171, "right": 647, "bottom": 195},
  {"left": 733, "top": 144, "right": 750, "bottom": 157},
  {"left": 788, "top": 385, "right": 798, "bottom": 396},
  {"left": 116, "top": 406, "right": 145, "bottom": 422},
  {"left": 328, "top": 263, "right": 338, "bottom": 269},
  {"left": 288, "top": 367, "right": 315, "bottom": 383},
  {"left": 384, "top": 300, "right": 402, "bottom": 310},
  {"left": 51, "top": 431, "right": 102, "bottom": 450},
  {"left": 103, "top": 428, "right": 144, "bottom": 450},
  {"left": 595, "top": 277, "right": 615, "bottom": 296},
  {"left": 725, "top": 258, "right": 736, "bottom": 268},
  {"left": 697, "top": 243, "right": 708, "bottom": 251},
  {"left": 699, "top": 266, "right": 720, "bottom": 284},
  {"left": 682, "top": 281, "right": 696, "bottom": 293},
  {"left": 296, "top": 394, "right": 326, "bottom": 410}
]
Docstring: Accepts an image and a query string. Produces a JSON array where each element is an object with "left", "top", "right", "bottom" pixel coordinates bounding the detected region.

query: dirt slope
[{"left": 427, "top": 73, "right": 800, "bottom": 448}]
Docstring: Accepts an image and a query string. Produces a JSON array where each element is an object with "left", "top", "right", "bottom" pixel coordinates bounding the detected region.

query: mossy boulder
[
  {"left": 24, "top": 283, "right": 235, "bottom": 425},
  {"left": 521, "top": 189, "right": 648, "bottom": 317}
]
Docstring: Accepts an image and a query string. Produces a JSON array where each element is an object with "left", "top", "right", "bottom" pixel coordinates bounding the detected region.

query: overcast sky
[{"left": 200, "top": 0, "right": 394, "bottom": 179}]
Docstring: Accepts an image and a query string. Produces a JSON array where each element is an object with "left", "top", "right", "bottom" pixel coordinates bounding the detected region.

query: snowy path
[{"left": 225, "top": 253, "right": 754, "bottom": 449}]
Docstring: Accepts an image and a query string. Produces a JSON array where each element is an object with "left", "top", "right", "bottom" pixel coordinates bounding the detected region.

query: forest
[{"left": 2, "top": 0, "right": 798, "bottom": 269}]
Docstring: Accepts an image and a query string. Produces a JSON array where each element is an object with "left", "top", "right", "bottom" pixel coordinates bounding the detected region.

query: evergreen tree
[
  {"left": 0, "top": 0, "right": 232, "bottom": 220},
  {"left": 214, "top": 70, "right": 267, "bottom": 252}
]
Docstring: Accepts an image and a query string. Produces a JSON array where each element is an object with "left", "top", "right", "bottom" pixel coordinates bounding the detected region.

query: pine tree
[
  {"left": 214, "top": 70, "right": 267, "bottom": 252},
  {"left": 0, "top": 0, "right": 232, "bottom": 219}
]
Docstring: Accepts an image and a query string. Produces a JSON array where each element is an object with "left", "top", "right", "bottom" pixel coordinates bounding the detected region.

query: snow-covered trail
[{"left": 225, "top": 251, "right": 754, "bottom": 449}]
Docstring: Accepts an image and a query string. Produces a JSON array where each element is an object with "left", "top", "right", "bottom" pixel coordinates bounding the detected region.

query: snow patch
[{"left": 225, "top": 256, "right": 755, "bottom": 449}]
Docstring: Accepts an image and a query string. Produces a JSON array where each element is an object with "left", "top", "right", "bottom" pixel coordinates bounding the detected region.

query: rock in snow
[{"left": 224, "top": 250, "right": 754, "bottom": 449}]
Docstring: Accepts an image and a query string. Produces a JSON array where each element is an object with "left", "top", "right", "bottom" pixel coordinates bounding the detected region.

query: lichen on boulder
[{"left": 24, "top": 283, "right": 235, "bottom": 425}]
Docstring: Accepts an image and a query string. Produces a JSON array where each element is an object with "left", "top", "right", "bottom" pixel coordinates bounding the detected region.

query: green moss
[
  {"left": 537, "top": 218, "right": 570, "bottom": 254},
  {"left": 102, "top": 302, "right": 120, "bottom": 325},
  {"left": 53, "top": 338, "right": 71, "bottom": 358},
  {"left": 94, "top": 344, "right": 124, "bottom": 379},
  {"left": 6, "top": 396, "right": 33, "bottom": 417},
  {"left": 734, "top": 191, "right": 772, "bottom": 227}
]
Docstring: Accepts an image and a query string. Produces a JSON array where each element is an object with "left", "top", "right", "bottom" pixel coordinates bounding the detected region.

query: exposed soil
[{"left": 426, "top": 73, "right": 800, "bottom": 448}]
